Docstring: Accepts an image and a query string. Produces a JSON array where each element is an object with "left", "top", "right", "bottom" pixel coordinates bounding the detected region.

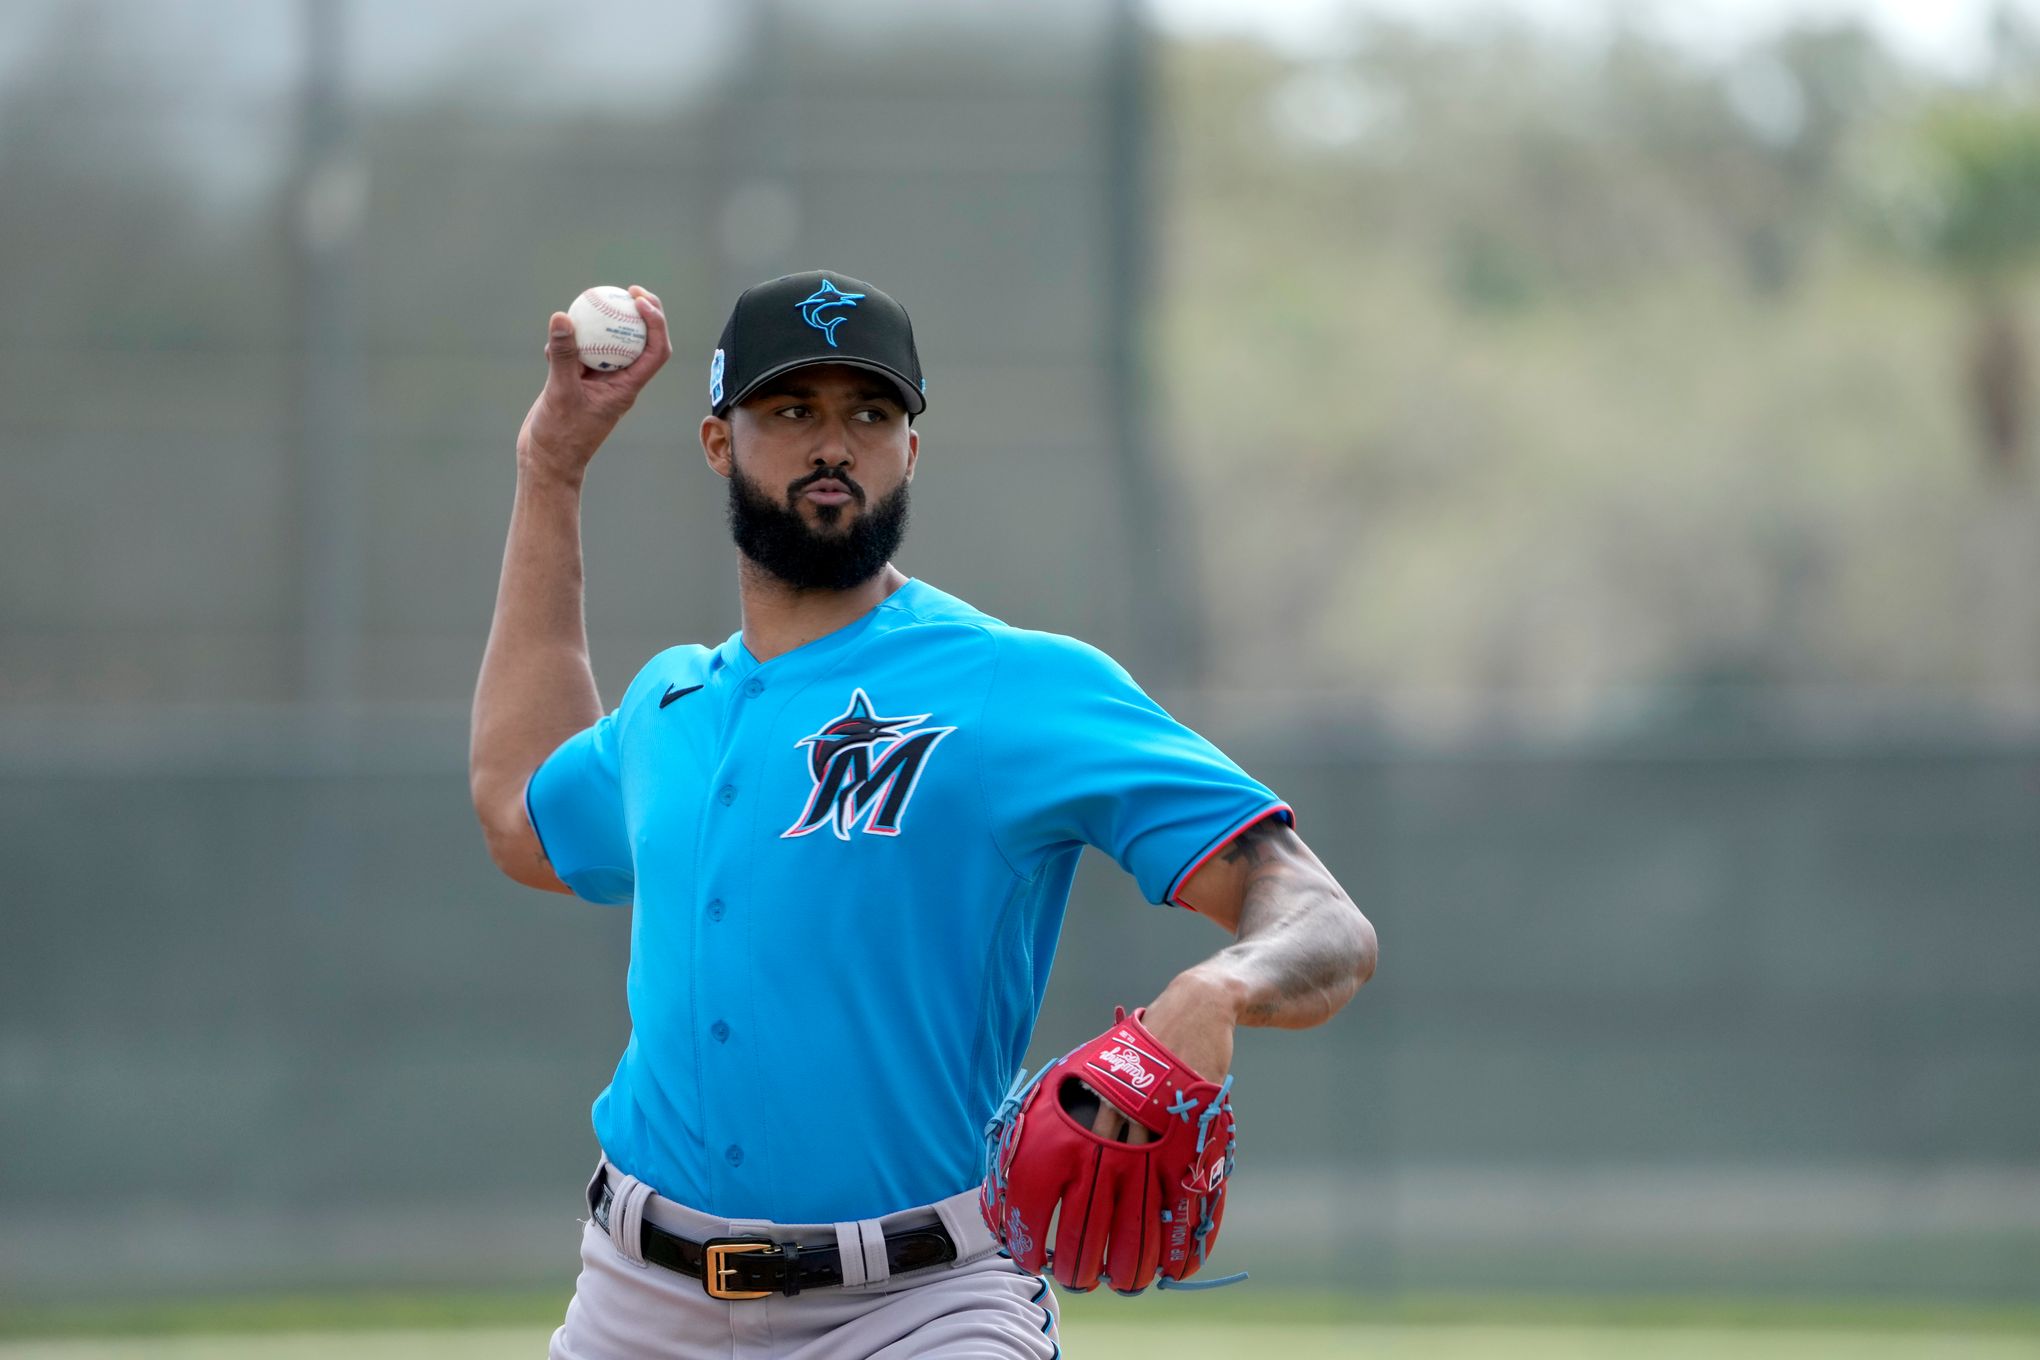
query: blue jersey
[{"left": 525, "top": 578, "right": 1287, "bottom": 1224}]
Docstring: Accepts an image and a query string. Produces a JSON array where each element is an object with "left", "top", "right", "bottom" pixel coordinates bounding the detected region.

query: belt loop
[
  {"left": 834, "top": 1220, "right": 869, "bottom": 1287},
  {"left": 607, "top": 1172, "right": 654, "bottom": 1269},
  {"left": 935, "top": 1188, "right": 996, "bottom": 1260},
  {"left": 858, "top": 1217, "right": 891, "bottom": 1288}
]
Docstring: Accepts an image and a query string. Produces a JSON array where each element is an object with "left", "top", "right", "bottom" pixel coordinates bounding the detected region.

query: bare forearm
[
  {"left": 1141, "top": 820, "right": 1377, "bottom": 1081},
  {"left": 1194, "top": 865, "right": 1376, "bottom": 1029},
  {"left": 1171, "top": 818, "right": 1377, "bottom": 1033},
  {"left": 468, "top": 466, "right": 603, "bottom": 878},
  {"left": 469, "top": 288, "right": 671, "bottom": 887}
]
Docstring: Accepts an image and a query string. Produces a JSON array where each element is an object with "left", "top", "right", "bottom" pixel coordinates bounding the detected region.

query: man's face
[{"left": 701, "top": 363, "right": 920, "bottom": 591}]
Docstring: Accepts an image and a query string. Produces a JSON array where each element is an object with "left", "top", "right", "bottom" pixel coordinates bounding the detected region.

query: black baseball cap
[{"left": 708, "top": 269, "right": 927, "bottom": 419}]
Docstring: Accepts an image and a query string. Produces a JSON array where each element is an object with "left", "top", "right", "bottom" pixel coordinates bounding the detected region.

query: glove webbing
[{"left": 1155, "top": 1073, "right": 1244, "bottom": 1291}]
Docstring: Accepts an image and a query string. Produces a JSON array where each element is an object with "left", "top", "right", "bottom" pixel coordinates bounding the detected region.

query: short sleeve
[
  {"left": 525, "top": 709, "right": 634, "bottom": 906},
  {"left": 980, "top": 632, "right": 1290, "bottom": 905}
]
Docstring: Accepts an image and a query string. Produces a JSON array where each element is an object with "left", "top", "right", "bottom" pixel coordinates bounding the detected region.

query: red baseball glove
[{"left": 979, "top": 1007, "right": 1241, "bottom": 1294}]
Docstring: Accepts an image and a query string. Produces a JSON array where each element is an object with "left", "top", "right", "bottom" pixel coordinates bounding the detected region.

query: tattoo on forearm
[
  {"left": 1215, "top": 820, "right": 1374, "bottom": 1026},
  {"left": 1218, "top": 817, "right": 1281, "bottom": 871}
]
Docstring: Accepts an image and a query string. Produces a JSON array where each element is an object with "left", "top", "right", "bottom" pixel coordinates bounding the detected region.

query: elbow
[
  {"left": 468, "top": 744, "right": 529, "bottom": 838},
  {"left": 1291, "top": 884, "right": 1377, "bottom": 1028},
  {"left": 1350, "top": 905, "right": 1378, "bottom": 989},
  {"left": 467, "top": 749, "right": 503, "bottom": 829},
  {"left": 1299, "top": 902, "right": 1375, "bottom": 1030},
  {"left": 468, "top": 763, "right": 520, "bottom": 864},
  {"left": 478, "top": 811, "right": 530, "bottom": 881},
  {"left": 483, "top": 819, "right": 569, "bottom": 896},
  {"left": 470, "top": 763, "right": 562, "bottom": 893},
  {"left": 1316, "top": 888, "right": 1376, "bottom": 1019},
  {"left": 1312, "top": 863, "right": 1376, "bottom": 991}
]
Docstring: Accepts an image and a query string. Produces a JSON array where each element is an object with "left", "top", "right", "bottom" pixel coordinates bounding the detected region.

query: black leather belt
[{"left": 589, "top": 1169, "right": 958, "bottom": 1300}]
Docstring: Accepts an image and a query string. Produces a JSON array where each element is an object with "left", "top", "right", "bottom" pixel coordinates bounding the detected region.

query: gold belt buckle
[{"left": 703, "top": 1239, "right": 777, "bottom": 1301}]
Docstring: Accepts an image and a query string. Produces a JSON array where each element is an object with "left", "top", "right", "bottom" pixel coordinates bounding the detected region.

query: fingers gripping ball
[
  {"left": 567, "top": 285, "right": 649, "bottom": 371},
  {"left": 980, "top": 1008, "right": 1241, "bottom": 1295}
]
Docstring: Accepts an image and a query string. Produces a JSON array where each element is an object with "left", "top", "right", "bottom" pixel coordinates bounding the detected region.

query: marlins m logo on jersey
[{"left": 783, "top": 689, "right": 954, "bottom": 841}]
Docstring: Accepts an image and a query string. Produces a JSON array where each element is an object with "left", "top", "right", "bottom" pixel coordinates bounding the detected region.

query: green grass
[
  {"left": 4, "top": 1319, "right": 2040, "bottom": 1360},
  {"left": 5, "top": 1290, "right": 2039, "bottom": 1357},
  {"left": 0, "top": 1292, "right": 565, "bottom": 1341}
]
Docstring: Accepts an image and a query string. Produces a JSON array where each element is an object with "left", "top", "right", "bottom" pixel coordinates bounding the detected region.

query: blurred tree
[
  {"left": 1741, "top": 24, "right": 1895, "bottom": 296},
  {"left": 1157, "top": 19, "right": 2038, "bottom": 716},
  {"left": 1914, "top": 98, "right": 2040, "bottom": 476}
]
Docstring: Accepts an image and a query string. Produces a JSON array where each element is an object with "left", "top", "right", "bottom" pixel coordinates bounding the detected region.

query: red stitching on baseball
[{"left": 581, "top": 290, "right": 642, "bottom": 324}]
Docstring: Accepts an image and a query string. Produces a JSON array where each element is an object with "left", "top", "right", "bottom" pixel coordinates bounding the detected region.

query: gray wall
[{"left": 4, "top": 721, "right": 2036, "bottom": 1300}]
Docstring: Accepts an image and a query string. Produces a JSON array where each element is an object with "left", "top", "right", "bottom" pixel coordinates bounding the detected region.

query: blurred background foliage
[
  {"left": 4, "top": 4, "right": 2038, "bottom": 726},
  {"left": 1156, "top": 15, "right": 2040, "bottom": 730}
]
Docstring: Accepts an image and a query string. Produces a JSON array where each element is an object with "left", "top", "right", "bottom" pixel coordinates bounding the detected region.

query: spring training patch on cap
[{"left": 709, "top": 348, "right": 726, "bottom": 405}]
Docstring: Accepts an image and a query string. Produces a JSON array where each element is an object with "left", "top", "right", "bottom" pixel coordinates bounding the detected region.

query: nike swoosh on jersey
[{"left": 660, "top": 684, "right": 704, "bottom": 708}]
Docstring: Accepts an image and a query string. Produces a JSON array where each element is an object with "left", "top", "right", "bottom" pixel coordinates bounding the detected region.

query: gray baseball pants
[{"left": 549, "top": 1162, "right": 1062, "bottom": 1359}]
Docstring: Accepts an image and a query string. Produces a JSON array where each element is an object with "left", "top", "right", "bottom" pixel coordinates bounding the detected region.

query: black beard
[{"left": 725, "top": 459, "right": 910, "bottom": 592}]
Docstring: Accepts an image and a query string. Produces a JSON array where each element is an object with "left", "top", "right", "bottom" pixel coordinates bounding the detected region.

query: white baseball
[{"left": 567, "top": 285, "right": 649, "bottom": 371}]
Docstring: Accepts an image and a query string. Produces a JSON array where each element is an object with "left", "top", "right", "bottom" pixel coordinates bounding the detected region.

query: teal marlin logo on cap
[{"left": 796, "top": 279, "right": 865, "bottom": 348}]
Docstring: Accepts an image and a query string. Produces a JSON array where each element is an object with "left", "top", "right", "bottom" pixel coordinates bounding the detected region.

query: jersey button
[
  {"left": 725, "top": 1144, "right": 744, "bottom": 1167},
  {"left": 718, "top": 785, "right": 737, "bottom": 805},
  {"left": 706, "top": 899, "right": 725, "bottom": 922},
  {"left": 711, "top": 1019, "right": 730, "bottom": 1043},
  {"left": 743, "top": 678, "right": 764, "bottom": 697}
]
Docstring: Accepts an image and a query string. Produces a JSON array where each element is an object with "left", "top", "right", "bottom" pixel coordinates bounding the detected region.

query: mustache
[{"left": 787, "top": 468, "right": 867, "bottom": 504}]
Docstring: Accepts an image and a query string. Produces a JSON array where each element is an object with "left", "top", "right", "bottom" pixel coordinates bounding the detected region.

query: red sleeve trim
[{"left": 1168, "top": 803, "right": 1295, "bottom": 909}]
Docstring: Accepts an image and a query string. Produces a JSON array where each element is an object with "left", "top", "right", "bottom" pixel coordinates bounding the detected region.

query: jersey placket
[
  {"left": 694, "top": 612, "right": 893, "bottom": 1212},
  {"left": 696, "top": 649, "right": 765, "bottom": 1206}
]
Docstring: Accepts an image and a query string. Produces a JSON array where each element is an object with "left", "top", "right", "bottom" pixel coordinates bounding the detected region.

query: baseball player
[{"left": 469, "top": 271, "right": 1377, "bottom": 1358}]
